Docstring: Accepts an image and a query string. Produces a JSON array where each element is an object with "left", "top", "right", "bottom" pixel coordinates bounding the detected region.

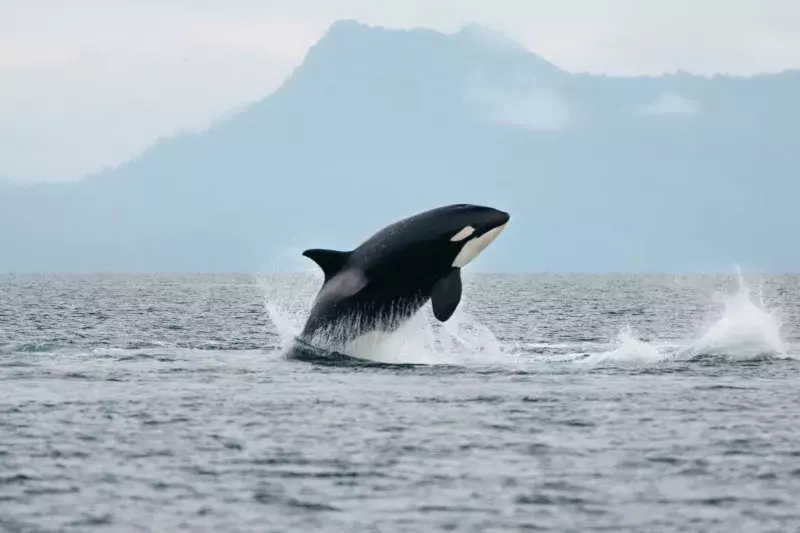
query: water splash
[
  {"left": 260, "top": 273, "right": 515, "bottom": 365},
  {"left": 335, "top": 310, "right": 456, "bottom": 365},
  {"left": 580, "top": 326, "right": 664, "bottom": 366},
  {"left": 578, "top": 271, "right": 792, "bottom": 367},
  {"left": 257, "top": 247, "right": 323, "bottom": 347},
  {"left": 686, "top": 272, "right": 788, "bottom": 360},
  {"left": 265, "top": 301, "right": 300, "bottom": 343},
  {"left": 258, "top": 272, "right": 321, "bottom": 348}
]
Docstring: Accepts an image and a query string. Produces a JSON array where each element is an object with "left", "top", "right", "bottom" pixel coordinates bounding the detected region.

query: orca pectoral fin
[
  {"left": 431, "top": 268, "right": 462, "bottom": 322},
  {"left": 302, "top": 248, "right": 350, "bottom": 280}
]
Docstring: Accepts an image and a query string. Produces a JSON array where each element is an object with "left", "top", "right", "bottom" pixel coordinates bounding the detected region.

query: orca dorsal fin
[
  {"left": 302, "top": 248, "right": 350, "bottom": 280},
  {"left": 431, "top": 268, "right": 462, "bottom": 322}
]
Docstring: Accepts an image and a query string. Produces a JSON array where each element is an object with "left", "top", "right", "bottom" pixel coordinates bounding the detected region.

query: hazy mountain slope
[{"left": 1, "top": 20, "right": 798, "bottom": 273}]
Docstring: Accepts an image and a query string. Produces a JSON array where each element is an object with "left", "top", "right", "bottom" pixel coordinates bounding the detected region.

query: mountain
[{"left": 2, "top": 20, "right": 799, "bottom": 273}]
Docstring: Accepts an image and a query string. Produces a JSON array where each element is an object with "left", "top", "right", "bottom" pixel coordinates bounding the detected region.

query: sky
[{"left": 3, "top": 0, "right": 799, "bottom": 183}]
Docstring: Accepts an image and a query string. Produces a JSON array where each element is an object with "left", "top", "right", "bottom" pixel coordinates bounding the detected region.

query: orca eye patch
[{"left": 450, "top": 226, "right": 475, "bottom": 242}]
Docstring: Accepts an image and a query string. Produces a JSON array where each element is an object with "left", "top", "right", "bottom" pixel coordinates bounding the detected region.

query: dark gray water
[{"left": 1, "top": 273, "right": 799, "bottom": 532}]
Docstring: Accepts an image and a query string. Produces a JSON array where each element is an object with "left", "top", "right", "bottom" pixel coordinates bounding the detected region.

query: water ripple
[{"left": 0, "top": 273, "right": 799, "bottom": 532}]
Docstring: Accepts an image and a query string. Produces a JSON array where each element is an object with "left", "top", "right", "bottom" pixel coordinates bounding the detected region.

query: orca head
[
  {"left": 409, "top": 203, "right": 509, "bottom": 322},
  {"left": 432, "top": 204, "right": 510, "bottom": 269}
]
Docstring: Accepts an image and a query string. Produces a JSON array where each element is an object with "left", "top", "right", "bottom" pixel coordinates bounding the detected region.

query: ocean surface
[{"left": 1, "top": 272, "right": 798, "bottom": 532}]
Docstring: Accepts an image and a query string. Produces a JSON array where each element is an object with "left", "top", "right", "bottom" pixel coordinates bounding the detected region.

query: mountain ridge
[
  {"left": 79, "top": 20, "right": 800, "bottom": 184},
  {"left": 2, "top": 20, "right": 799, "bottom": 273}
]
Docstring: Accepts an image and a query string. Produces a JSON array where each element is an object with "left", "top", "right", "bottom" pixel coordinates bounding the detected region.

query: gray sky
[{"left": 3, "top": 0, "right": 799, "bottom": 182}]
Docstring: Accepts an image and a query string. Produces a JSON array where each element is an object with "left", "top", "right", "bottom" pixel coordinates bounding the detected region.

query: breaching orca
[{"left": 287, "top": 204, "right": 510, "bottom": 364}]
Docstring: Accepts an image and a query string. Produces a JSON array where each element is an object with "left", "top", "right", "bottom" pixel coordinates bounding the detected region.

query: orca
[{"left": 287, "top": 204, "right": 510, "bottom": 364}]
